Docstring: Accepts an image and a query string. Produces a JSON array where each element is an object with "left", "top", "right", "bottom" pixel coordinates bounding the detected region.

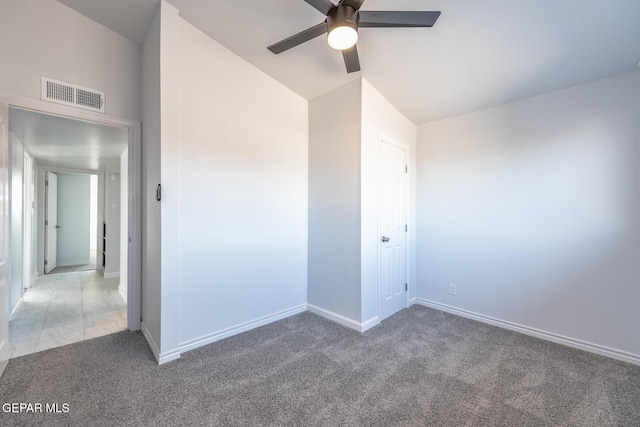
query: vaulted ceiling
[{"left": 57, "top": 0, "right": 640, "bottom": 124}]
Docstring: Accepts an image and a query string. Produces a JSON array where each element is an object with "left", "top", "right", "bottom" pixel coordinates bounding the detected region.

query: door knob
[
  {"left": 55, "top": 225, "right": 61, "bottom": 229},
  {"left": 381, "top": 236, "right": 390, "bottom": 243}
]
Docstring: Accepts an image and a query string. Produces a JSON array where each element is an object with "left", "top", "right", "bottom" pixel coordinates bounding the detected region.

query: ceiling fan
[{"left": 267, "top": 0, "right": 441, "bottom": 73}]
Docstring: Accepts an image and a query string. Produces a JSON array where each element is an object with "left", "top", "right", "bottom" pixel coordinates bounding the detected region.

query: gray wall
[
  {"left": 308, "top": 79, "right": 362, "bottom": 322},
  {"left": 416, "top": 71, "right": 640, "bottom": 357},
  {"left": 56, "top": 173, "right": 90, "bottom": 266}
]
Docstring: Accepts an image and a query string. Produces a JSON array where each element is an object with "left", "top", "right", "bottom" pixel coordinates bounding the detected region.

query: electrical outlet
[{"left": 448, "top": 283, "right": 457, "bottom": 296}]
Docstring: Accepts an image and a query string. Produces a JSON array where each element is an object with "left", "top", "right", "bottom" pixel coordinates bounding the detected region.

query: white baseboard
[
  {"left": 140, "top": 321, "right": 180, "bottom": 365},
  {"left": 307, "top": 304, "right": 379, "bottom": 333},
  {"left": 158, "top": 349, "right": 181, "bottom": 365},
  {"left": 56, "top": 260, "right": 91, "bottom": 267},
  {"left": 118, "top": 284, "right": 127, "bottom": 304},
  {"left": 414, "top": 298, "right": 640, "bottom": 367},
  {"left": 361, "top": 315, "right": 380, "bottom": 332},
  {"left": 179, "top": 304, "right": 307, "bottom": 354},
  {"left": 103, "top": 271, "right": 120, "bottom": 279},
  {"left": 10, "top": 297, "right": 24, "bottom": 321},
  {"left": 26, "top": 272, "right": 38, "bottom": 289},
  {"left": 140, "top": 321, "right": 159, "bottom": 362}
]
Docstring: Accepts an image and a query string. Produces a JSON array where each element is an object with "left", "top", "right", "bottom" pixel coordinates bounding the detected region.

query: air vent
[{"left": 41, "top": 77, "right": 105, "bottom": 113}]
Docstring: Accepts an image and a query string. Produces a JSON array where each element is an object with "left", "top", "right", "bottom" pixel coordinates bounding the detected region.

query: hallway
[{"left": 8, "top": 270, "right": 126, "bottom": 358}]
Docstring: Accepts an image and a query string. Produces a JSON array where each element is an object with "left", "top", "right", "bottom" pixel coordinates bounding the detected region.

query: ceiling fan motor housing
[{"left": 327, "top": 4, "right": 359, "bottom": 34}]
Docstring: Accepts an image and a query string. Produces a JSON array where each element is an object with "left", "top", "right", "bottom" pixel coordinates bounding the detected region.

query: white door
[
  {"left": 0, "top": 103, "right": 10, "bottom": 376},
  {"left": 45, "top": 171, "right": 58, "bottom": 273},
  {"left": 378, "top": 140, "right": 407, "bottom": 322}
]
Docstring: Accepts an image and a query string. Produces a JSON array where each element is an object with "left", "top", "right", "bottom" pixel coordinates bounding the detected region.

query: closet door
[{"left": 378, "top": 139, "right": 408, "bottom": 322}]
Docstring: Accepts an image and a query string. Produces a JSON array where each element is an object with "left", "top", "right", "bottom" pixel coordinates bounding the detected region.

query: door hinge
[
  {"left": 45, "top": 220, "right": 48, "bottom": 226},
  {"left": 405, "top": 283, "right": 408, "bottom": 291},
  {"left": 405, "top": 165, "right": 408, "bottom": 173},
  {"left": 405, "top": 224, "right": 407, "bottom": 232},
  {"left": 45, "top": 181, "right": 49, "bottom": 186},
  {"left": 44, "top": 260, "right": 48, "bottom": 266}
]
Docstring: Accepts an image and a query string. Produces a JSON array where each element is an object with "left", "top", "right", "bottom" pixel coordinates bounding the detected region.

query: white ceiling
[
  {"left": 56, "top": 0, "right": 160, "bottom": 44},
  {"left": 58, "top": 0, "right": 640, "bottom": 124},
  {"left": 10, "top": 108, "right": 128, "bottom": 170}
]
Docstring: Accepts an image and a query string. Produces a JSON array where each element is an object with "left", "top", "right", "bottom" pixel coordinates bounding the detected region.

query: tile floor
[
  {"left": 49, "top": 250, "right": 98, "bottom": 274},
  {"left": 9, "top": 269, "right": 127, "bottom": 358}
]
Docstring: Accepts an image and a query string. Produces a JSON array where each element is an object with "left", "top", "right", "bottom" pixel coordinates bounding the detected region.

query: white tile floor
[{"left": 9, "top": 269, "right": 127, "bottom": 358}]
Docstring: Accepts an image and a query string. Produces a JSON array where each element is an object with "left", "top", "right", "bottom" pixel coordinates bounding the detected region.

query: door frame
[
  {"left": 1, "top": 92, "right": 142, "bottom": 332},
  {"left": 0, "top": 102, "right": 10, "bottom": 376},
  {"left": 23, "top": 150, "right": 35, "bottom": 289},
  {"left": 377, "top": 135, "right": 411, "bottom": 320},
  {"left": 37, "top": 167, "right": 104, "bottom": 275}
]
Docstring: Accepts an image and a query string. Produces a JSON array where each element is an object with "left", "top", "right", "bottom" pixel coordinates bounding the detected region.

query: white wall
[
  {"left": 307, "top": 78, "right": 417, "bottom": 329},
  {"left": 119, "top": 148, "right": 128, "bottom": 301},
  {"left": 416, "top": 71, "right": 640, "bottom": 359},
  {"left": 104, "top": 160, "right": 121, "bottom": 276},
  {"left": 8, "top": 133, "right": 24, "bottom": 318},
  {"left": 140, "top": 0, "right": 182, "bottom": 361},
  {"left": 140, "top": 2, "right": 308, "bottom": 361},
  {"left": 176, "top": 18, "right": 308, "bottom": 350},
  {"left": 0, "top": 0, "right": 141, "bottom": 120},
  {"left": 308, "top": 79, "right": 362, "bottom": 323},
  {"left": 56, "top": 173, "right": 90, "bottom": 266},
  {"left": 141, "top": 1, "right": 162, "bottom": 357},
  {"left": 159, "top": 1, "right": 180, "bottom": 359},
  {"left": 360, "top": 79, "right": 417, "bottom": 324}
]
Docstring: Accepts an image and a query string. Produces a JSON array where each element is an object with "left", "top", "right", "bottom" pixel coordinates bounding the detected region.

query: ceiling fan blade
[
  {"left": 342, "top": 45, "right": 361, "bottom": 73},
  {"left": 267, "top": 22, "right": 327, "bottom": 54},
  {"left": 304, "top": 0, "right": 335, "bottom": 15},
  {"left": 358, "top": 11, "right": 441, "bottom": 27}
]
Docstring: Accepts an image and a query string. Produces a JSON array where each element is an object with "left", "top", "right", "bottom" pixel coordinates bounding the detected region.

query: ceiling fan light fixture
[
  {"left": 328, "top": 24, "right": 358, "bottom": 50},
  {"left": 326, "top": 5, "right": 359, "bottom": 51}
]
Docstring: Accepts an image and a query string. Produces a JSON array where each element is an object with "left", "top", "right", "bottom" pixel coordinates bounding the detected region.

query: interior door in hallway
[
  {"left": 45, "top": 171, "right": 58, "bottom": 273},
  {"left": 378, "top": 139, "right": 408, "bottom": 322},
  {"left": 0, "top": 103, "right": 9, "bottom": 376}
]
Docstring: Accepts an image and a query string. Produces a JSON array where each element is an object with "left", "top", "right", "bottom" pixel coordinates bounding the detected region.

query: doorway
[
  {"left": 2, "top": 100, "right": 141, "bottom": 360},
  {"left": 44, "top": 171, "right": 99, "bottom": 274}
]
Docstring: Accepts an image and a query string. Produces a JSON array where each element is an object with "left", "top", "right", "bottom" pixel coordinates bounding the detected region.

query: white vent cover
[{"left": 41, "top": 77, "right": 105, "bottom": 113}]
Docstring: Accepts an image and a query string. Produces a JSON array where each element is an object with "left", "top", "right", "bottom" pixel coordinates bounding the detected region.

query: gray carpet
[{"left": 1, "top": 306, "right": 639, "bottom": 426}]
